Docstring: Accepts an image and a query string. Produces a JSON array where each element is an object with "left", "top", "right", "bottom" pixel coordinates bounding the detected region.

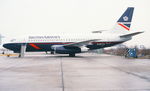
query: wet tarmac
[{"left": 0, "top": 53, "right": 150, "bottom": 91}]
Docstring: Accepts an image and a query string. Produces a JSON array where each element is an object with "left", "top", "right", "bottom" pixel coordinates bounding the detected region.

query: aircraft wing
[{"left": 64, "top": 39, "right": 100, "bottom": 47}]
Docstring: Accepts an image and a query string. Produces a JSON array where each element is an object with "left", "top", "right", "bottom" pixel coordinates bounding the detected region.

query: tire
[
  {"left": 69, "top": 53, "right": 75, "bottom": 57},
  {"left": 51, "top": 51, "right": 55, "bottom": 54}
]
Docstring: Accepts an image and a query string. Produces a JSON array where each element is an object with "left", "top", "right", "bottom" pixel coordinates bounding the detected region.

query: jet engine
[{"left": 51, "top": 45, "right": 81, "bottom": 54}]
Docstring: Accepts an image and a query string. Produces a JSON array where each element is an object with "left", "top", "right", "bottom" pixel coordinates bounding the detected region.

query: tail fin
[{"left": 112, "top": 7, "right": 134, "bottom": 34}]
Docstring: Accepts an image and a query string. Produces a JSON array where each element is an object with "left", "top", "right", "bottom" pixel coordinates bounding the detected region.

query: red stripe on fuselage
[
  {"left": 29, "top": 43, "right": 41, "bottom": 49},
  {"left": 118, "top": 23, "right": 130, "bottom": 31},
  {"left": 30, "top": 43, "right": 73, "bottom": 45}
]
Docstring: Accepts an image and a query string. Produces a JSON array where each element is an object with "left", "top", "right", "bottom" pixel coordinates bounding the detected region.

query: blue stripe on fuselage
[{"left": 3, "top": 42, "right": 123, "bottom": 53}]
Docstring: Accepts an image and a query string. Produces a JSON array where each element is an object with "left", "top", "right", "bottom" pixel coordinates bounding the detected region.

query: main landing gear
[
  {"left": 51, "top": 51, "right": 55, "bottom": 54},
  {"left": 69, "top": 53, "right": 75, "bottom": 57}
]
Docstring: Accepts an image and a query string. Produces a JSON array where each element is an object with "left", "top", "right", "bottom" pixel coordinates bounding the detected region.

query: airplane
[{"left": 3, "top": 7, "right": 143, "bottom": 57}]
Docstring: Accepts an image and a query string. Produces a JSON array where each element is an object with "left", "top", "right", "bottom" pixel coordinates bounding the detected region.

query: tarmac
[{"left": 0, "top": 53, "right": 150, "bottom": 91}]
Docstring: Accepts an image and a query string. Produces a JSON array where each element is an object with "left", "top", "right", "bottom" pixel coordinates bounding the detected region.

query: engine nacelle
[
  {"left": 51, "top": 46, "right": 81, "bottom": 54},
  {"left": 80, "top": 46, "right": 89, "bottom": 52}
]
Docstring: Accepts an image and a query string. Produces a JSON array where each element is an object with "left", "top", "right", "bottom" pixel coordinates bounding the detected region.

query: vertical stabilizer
[{"left": 112, "top": 7, "right": 134, "bottom": 34}]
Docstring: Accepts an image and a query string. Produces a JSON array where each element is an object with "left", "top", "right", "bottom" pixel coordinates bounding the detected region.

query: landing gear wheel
[
  {"left": 69, "top": 53, "right": 75, "bottom": 57},
  {"left": 18, "top": 54, "right": 21, "bottom": 58},
  {"left": 51, "top": 51, "right": 55, "bottom": 54}
]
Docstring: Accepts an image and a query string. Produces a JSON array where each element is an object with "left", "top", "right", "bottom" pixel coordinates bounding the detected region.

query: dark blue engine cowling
[{"left": 55, "top": 46, "right": 81, "bottom": 54}]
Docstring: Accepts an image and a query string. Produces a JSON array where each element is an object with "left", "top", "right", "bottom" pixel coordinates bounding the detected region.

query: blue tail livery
[{"left": 117, "top": 7, "right": 134, "bottom": 31}]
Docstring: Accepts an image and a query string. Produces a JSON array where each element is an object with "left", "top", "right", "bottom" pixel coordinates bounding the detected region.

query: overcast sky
[{"left": 0, "top": 0, "right": 150, "bottom": 48}]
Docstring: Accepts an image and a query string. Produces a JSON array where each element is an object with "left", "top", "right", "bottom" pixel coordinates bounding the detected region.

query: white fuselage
[{"left": 9, "top": 33, "right": 130, "bottom": 44}]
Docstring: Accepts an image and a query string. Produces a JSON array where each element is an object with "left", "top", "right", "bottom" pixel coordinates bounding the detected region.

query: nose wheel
[{"left": 19, "top": 43, "right": 26, "bottom": 57}]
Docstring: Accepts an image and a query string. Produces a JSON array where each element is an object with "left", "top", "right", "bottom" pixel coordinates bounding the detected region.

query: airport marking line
[{"left": 0, "top": 54, "right": 18, "bottom": 56}]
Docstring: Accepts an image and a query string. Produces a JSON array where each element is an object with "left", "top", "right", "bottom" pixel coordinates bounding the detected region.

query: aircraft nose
[
  {"left": 3, "top": 43, "right": 21, "bottom": 53},
  {"left": 3, "top": 44, "right": 10, "bottom": 49},
  {"left": 3, "top": 43, "right": 17, "bottom": 50}
]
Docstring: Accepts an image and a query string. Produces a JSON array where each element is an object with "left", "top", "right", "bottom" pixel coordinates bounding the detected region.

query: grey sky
[{"left": 0, "top": 0, "right": 150, "bottom": 48}]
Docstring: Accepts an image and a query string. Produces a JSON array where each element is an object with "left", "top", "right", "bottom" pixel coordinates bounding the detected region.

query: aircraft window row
[{"left": 28, "top": 38, "right": 91, "bottom": 42}]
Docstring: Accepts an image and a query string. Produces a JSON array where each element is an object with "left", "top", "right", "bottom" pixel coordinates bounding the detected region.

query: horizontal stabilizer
[
  {"left": 120, "top": 31, "right": 144, "bottom": 38},
  {"left": 92, "top": 30, "right": 107, "bottom": 33}
]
